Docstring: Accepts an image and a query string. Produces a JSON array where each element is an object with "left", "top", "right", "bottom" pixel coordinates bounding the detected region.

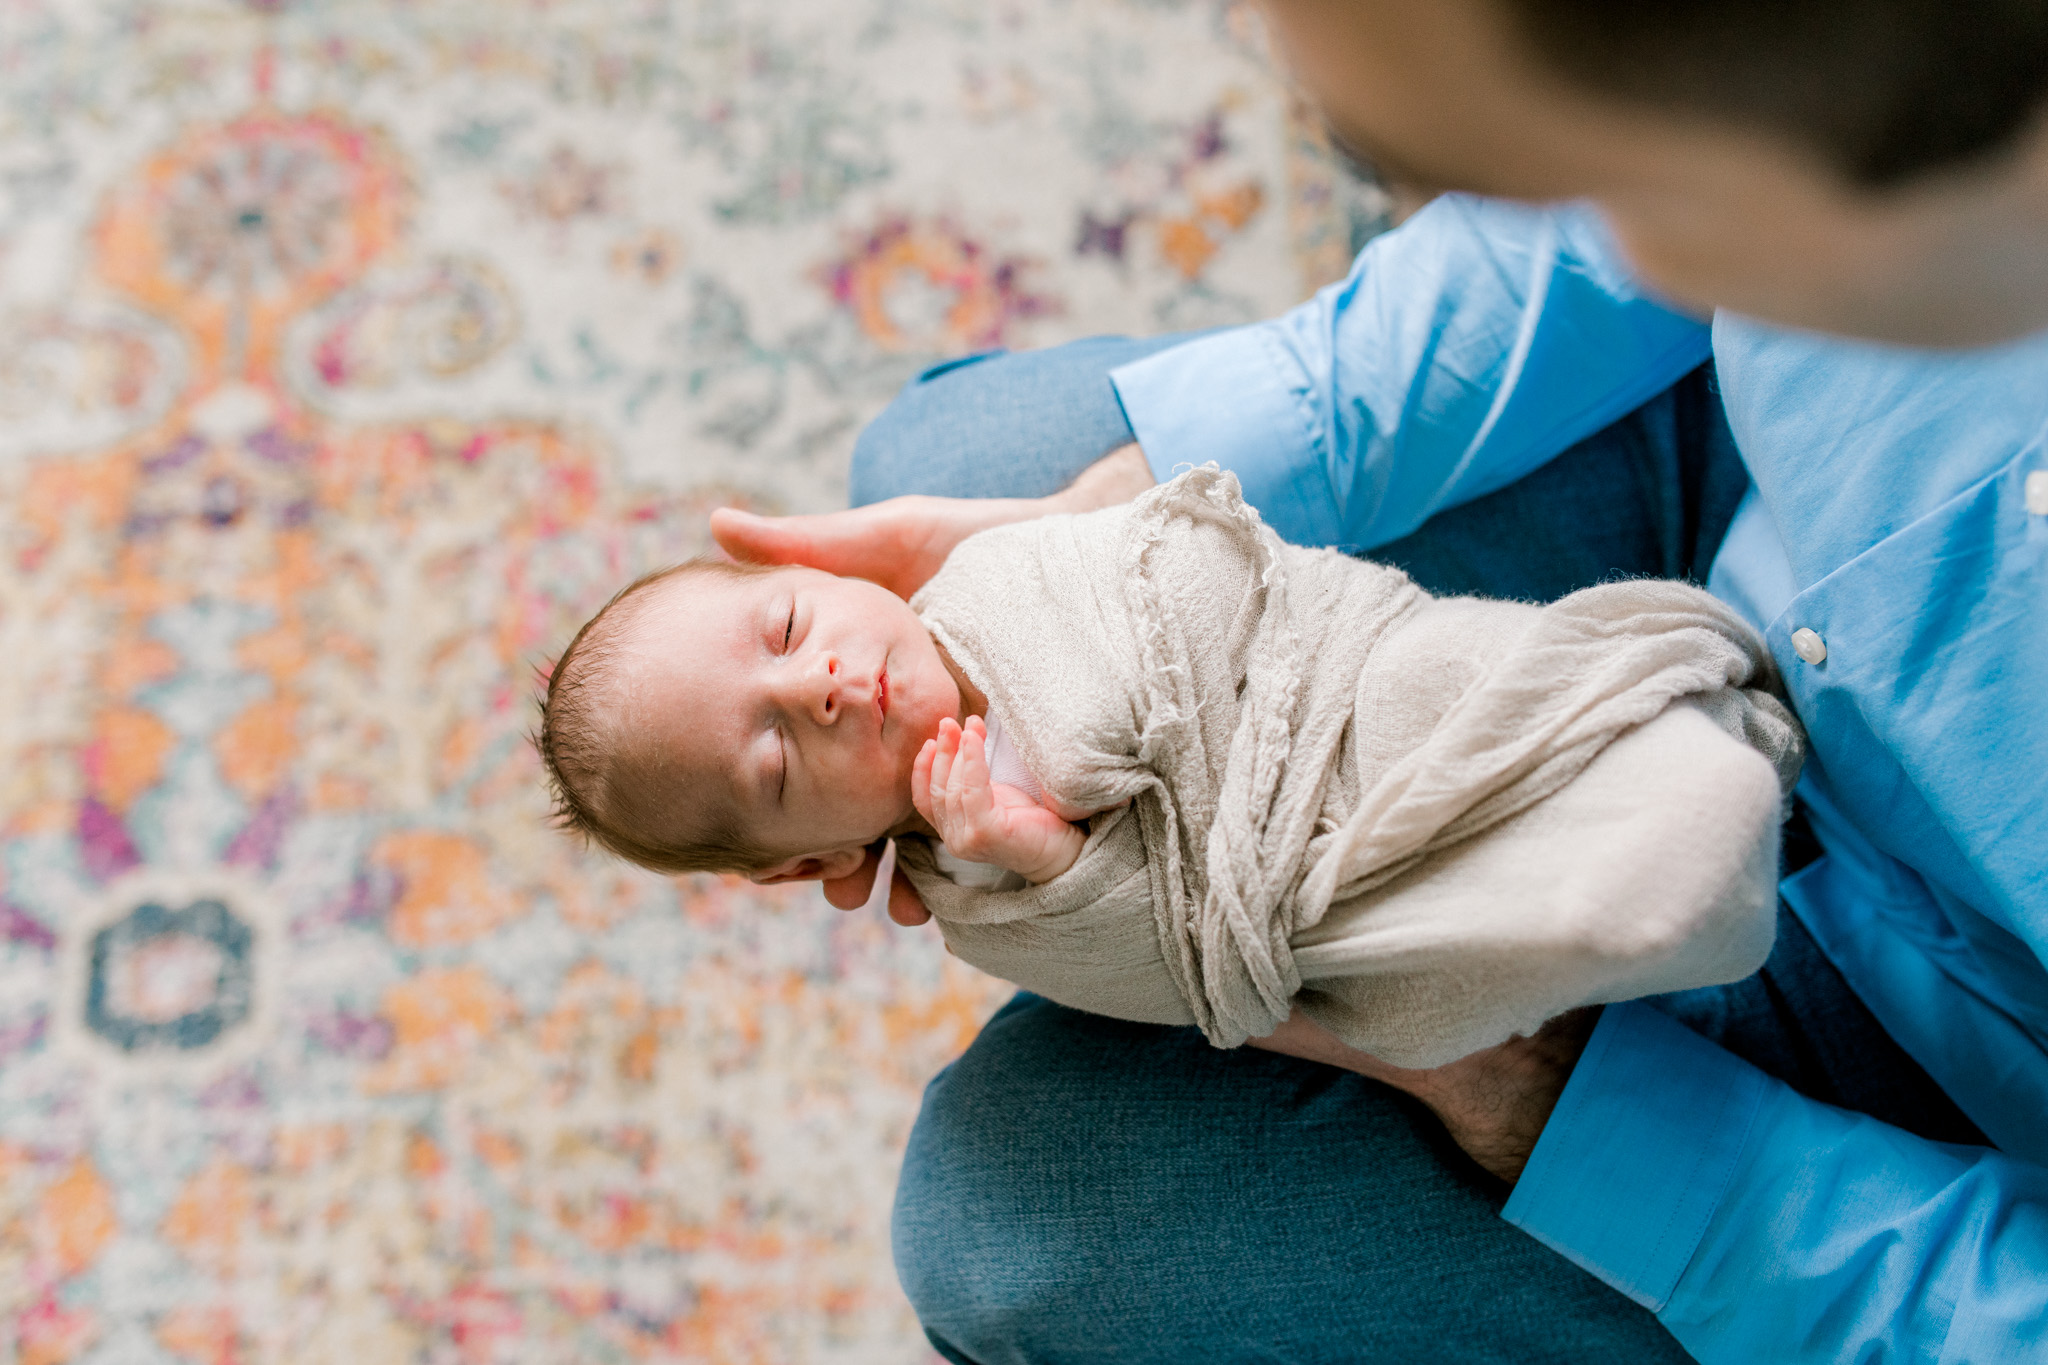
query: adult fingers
[
  {"left": 709, "top": 504, "right": 899, "bottom": 581},
  {"left": 821, "top": 847, "right": 930, "bottom": 926},
  {"left": 887, "top": 868, "right": 932, "bottom": 926},
  {"left": 819, "top": 848, "right": 880, "bottom": 911},
  {"left": 708, "top": 507, "right": 813, "bottom": 565},
  {"left": 708, "top": 501, "right": 930, "bottom": 599},
  {"left": 713, "top": 496, "right": 1048, "bottom": 600}
]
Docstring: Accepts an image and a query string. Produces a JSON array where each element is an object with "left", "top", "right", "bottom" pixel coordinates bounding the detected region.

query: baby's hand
[{"left": 913, "top": 717, "right": 1085, "bottom": 885}]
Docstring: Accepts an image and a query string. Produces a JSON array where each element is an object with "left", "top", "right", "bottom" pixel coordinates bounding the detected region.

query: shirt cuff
[
  {"left": 1109, "top": 327, "right": 1346, "bottom": 548},
  {"left": 1502, "top": 1001, "right": 1769, "bottom": 1311}
]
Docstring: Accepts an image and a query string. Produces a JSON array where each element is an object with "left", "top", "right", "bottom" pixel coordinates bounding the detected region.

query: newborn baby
[
  {"left": 534, "top": 546, "right": 1081, "bottom": 886},
  {"left": 541, "top": 469, "right": 1802, "bottom": 1066}
]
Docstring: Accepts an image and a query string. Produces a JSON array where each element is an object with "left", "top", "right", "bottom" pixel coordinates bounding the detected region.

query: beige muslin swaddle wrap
[{"left": 902, "top": 468, "right": 1802, "bottom": 1066}]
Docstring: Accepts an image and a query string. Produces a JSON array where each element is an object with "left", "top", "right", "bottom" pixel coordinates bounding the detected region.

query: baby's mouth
[{"left": 877, "top": 665, "right": 889, "bottom": 729}]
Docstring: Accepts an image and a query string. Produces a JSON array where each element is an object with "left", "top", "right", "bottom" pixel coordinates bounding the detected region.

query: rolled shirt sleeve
[
  {"left": 1502, "top": 1004, "right": 1766, "bottom": 1311},
  {"left": 1506, "top": 1002, "right": 2048, "bottom": 1362},
  {"left": 1110, "top": 195, "right": 1714, "bottom": 551}
]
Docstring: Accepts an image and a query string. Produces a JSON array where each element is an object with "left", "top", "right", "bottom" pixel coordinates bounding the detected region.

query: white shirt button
[
  {"left": 2027, "top": 470, "right": 2048, "bottom": 516},
  {"left": 1790, "top": 628, "right": 1827, "bottom": 665}
]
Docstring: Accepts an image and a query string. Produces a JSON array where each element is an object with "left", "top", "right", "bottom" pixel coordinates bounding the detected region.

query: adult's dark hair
[{"left": 1503, "top": 0, "right": 2048, "bottom": 187}]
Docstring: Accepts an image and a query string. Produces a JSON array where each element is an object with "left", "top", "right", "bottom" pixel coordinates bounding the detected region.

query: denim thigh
[
  {"left": 849, "top": 333, "right": 1202, "bottom": 506},
  {"left": 895, "top": 990, "right": 1691, "bottom": 1365}
]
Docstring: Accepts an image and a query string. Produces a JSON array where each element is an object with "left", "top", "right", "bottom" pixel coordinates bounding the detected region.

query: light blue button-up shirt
[{"left": 1110, "top": 194, "right": 2048, "bottom": 1362}]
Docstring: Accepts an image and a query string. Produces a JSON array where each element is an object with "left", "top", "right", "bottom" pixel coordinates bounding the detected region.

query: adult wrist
[
  {"left": 1050, "top": 443, "right": 1155, "bottom": 516},
  {"left": 1421, "top": 1007, "right": 1600, "bottom": 1184}
]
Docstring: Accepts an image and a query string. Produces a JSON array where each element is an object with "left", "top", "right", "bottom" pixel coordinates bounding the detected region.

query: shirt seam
[
  {"left": 1261, "top": 324, "right": 1343, "bottom": 537},
  {"left": 1647, "top": 1065, "right": 1765, "bottom": 1313}
]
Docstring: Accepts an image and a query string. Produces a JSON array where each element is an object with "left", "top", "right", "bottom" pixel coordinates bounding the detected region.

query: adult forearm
[{"left": 1250, "top": 1006, "right": 1592, "bottom": 1183}]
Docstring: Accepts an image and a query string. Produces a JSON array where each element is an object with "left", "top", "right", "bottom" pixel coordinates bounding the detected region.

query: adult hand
[
  {"left": 710, "top": 442, "right": 1155, "bottom": 600},
  {"left": 819, "top": 845, "right": 932, "bottom": 926},
  {"left": 711, "top": 495, "right": 1041, "bottom": 601},
  {"left": 1248, "top": 1006, "right": 1599, "bottom": 1184}
]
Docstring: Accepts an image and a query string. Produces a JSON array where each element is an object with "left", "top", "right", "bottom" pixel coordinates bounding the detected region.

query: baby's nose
[{"left": 807, "top": 652, "right": 843, "bottom": 724}]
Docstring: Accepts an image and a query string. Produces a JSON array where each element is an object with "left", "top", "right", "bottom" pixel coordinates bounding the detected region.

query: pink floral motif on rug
[{"left": 0, "top": 2, "right": 1381, "bottom": 1359}]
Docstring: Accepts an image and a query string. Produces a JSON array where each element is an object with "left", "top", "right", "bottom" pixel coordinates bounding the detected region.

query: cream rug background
[{"left": 0, "top": 1, "right": 1382, "bottom": 1359}]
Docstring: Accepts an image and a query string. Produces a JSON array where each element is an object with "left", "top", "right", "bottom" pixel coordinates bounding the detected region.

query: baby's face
[{"left": 625, "top": 565, "right": 963, "bottom": 873}]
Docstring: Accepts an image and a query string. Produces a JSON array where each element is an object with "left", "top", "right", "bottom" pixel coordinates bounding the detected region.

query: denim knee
[{"left": 849, "top": 352, "right": 1004, "bottom": 504}]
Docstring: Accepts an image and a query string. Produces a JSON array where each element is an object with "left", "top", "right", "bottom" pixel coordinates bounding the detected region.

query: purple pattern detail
[
  {"left": 292, "top": 870, "right": 393, "bottom": 938},
  {"left": 142, "top": 432, "right": 207, "bottom": 475},
  {"left": 245, "top": 425, "right": 316, "bottom": 465},
  {"left": 1075, "top": 210, "right": 1133, "bottom": 261},
  {"left": 0, "top": 1011, "right": 47, "bottom": 1057},
  {"left": 0, "top": 900, "right": 56, "bottom": 952},
  {"left": 305, "top": 1009, "right": 394, "bottom": 1059},
  {"left": 201, "top": 474, "right": 248, "bottom": 527},
  {"left": 77, "top": 797, "right": 143, "bottom": 882},
  {"left": 200, "top": 1068, "right": 268, "bottom": 1110},
  {"left": 226, "top": 786, "right": 298, "bottom": 871},
  {"left": 123, "top": 511, "right": 175, "bottom": 540}
]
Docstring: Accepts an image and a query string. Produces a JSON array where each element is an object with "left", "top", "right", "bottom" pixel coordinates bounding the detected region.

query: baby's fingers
[
  {"left": 933, "top": 724, "right": 988, "bottom": 856},
  {"left": 927, "top": 718, "right": 959, "bottom": 799},
  {"left": 911, "top": 738, "right": 938, "bottom": 825},
  {"left": 950, "top": 723, "right": 996, "bottom": 825}
]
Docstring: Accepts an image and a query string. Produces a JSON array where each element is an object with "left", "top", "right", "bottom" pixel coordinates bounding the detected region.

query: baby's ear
[{"left": 748, "top": 847, "right": 868, "bottom": 885}]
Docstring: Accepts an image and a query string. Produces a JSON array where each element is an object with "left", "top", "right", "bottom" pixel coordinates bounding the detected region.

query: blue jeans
[{"left": 857, "top": 338, "right": 1983, "bottom": 1364}]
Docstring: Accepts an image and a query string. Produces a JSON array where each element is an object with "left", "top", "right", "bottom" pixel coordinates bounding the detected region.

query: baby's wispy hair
[{"left": 534, "top": 557, "right": 776, "bottom": 875}]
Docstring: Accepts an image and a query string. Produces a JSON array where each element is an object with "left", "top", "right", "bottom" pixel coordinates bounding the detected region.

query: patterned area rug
[{"left": 0, "top": 2, "right": 1382, "bottom": 1359}]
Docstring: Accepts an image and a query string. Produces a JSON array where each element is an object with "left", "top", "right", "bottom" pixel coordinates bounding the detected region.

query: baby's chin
[
  {"left": 826, "top": 767, "right": 916, "bottom": 845},
  {"left": 865, "top": 769, "right": 929, "bottom": 840},
  {"left": 878, "top": 791, "right": 922, "bottom": 840}
]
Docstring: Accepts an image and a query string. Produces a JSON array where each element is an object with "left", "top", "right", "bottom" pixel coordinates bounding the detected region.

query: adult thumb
[{"left": 709, "top": 506, "right": 803, "bottom": 566}]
